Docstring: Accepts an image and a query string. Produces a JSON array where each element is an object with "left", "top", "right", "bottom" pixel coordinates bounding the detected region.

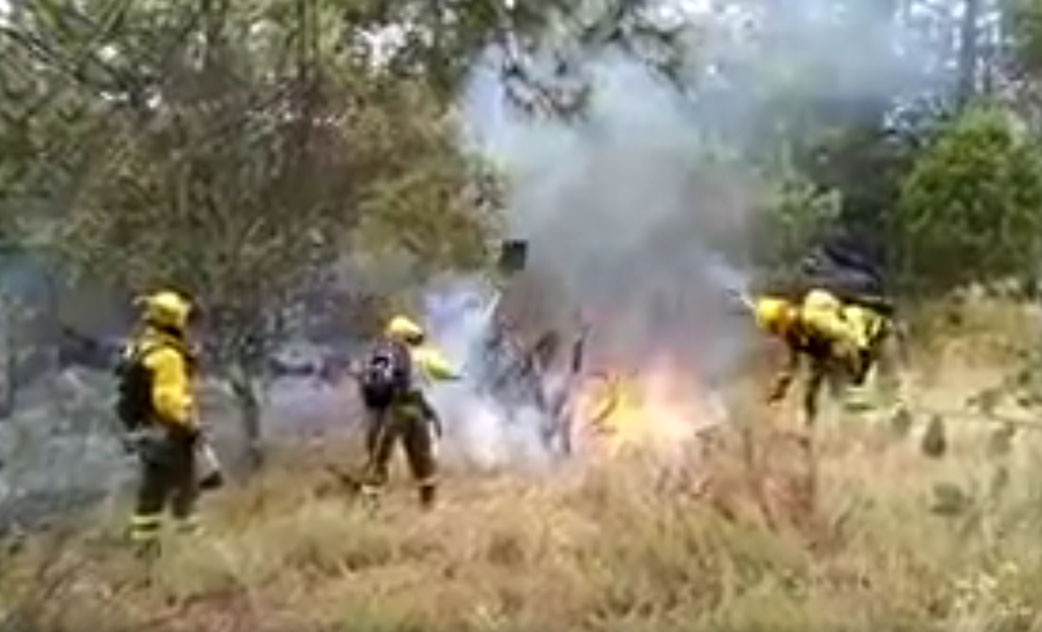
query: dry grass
[
  {"left": 6, "top": 300, "right": 1042, "bottom": 632},
  {"left": 907, "top": 297, "right": 1042, "bottom": 391},
  {"left": 5, "top": 406, "right": 1042, "bottom": 632}
]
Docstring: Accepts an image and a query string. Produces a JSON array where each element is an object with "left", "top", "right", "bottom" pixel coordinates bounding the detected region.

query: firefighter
[
  {"left": 120, "top": 290, "right": 200, "bottom": 550},
  {"left": 754, "top": 289, "right": 890, "bottom": 425},
  {"left": 359, "top": 315, "right": 459, "bottom": 509}
]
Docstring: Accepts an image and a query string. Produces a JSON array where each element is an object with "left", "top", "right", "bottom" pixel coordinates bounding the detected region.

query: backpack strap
[
  {"left": 130, "top": 339, "right": 163, "bottom": 367},
  {"left": 124, "top": 334, "right": 193, "bottom": 379}
]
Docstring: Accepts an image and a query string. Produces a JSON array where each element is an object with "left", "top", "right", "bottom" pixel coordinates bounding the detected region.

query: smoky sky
[{"left": 460, "top": 0, "right": 954, "bottom": 383}]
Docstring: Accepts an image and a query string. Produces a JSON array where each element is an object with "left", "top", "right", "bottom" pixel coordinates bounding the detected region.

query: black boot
[
  {"left": 199, "top": 471, "right": 224, "bottom": 491},
  {"left": 419, "top": 484, "right": 436, "bottom": 509}
]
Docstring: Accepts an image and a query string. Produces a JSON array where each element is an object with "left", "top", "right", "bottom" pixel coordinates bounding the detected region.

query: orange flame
[{"left": 573, "top": 359, "right": 722, "bottom": 456}]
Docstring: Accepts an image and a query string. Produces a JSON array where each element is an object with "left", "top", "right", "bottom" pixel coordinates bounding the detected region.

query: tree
[
  {"left": 894, "top": 105, "right": 1042, "bottom": 294},
  {"left": 1006, "top": 0, "right": 1042, "bottom": 128},
  {"left": 749, "top": 167, "right": 842, "bottom": 289},
  {"left": 959, "top": 0, "right": 982, "bottom": 106},
  {"left": 1, "top": 0, "right": 499, "bottom": 467},
  {"left": 1009, "top": 0, "right": 1042, "bottom": 76}
]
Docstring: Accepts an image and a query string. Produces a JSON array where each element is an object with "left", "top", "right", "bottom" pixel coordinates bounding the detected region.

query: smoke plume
[
  {"left": 427, "top": 0, "right": 948, "bottom": 467},
  {"left": 422, "top": 277, "right": 559, "bottom": 470}
]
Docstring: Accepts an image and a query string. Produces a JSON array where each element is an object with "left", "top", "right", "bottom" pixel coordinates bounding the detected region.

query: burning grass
[
  {"left": 573, "top": 363, "right": 723, "bottom": 457},
  {"left": 5, "top": 399, "right": 1042, "bottom": 632}
]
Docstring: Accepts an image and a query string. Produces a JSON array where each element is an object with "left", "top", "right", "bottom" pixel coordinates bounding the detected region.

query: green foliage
[
  {"left": 0, "top": 0, "right": 505, "bottom": 458},
  {"left": 348, "top": 82, "right": 502, "bottom": 274},
  {"left": 895, "top": 106, "right": 1042, "bottom": 294},
  {"left": 1, "top": 1, "right": 501, "bottom": 354},
  {"left": 751, "top": 123, "right": 919, "bottom": 291},
  {"left": 750, "top": 168, "right": 841, "bottom": 285},
  {"left": 1007, "top": 0, "right": 1042, "bottom": 77},
  {"left": 800, "top": 124, "right": 919, "bottom": 233}
]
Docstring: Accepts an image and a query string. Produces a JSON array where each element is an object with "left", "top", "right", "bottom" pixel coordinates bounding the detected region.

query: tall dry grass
[
  {"left": 5, "top": 298, "right": 1042, "bottom": 632},
  {"left": 4, "top": 402, "right": 1042, "bottom": 632}
]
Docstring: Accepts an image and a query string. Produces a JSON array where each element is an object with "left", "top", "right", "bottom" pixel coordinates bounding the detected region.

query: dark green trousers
[
  {"left": 130, "top": 429, "right": 198, "bottom": 543},
  {"left": 362, "top": 394, "right": 438, "bottom": 506}
]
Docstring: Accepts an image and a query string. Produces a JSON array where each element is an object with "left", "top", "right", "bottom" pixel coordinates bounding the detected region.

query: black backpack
[
  {"left": 359, "top": 339, "right": 412, "bottom": 409},
  {"left": 115, "top": 339, "right": 191, "bottom": 431},
  {"left": 115, "top": 342, "right": 155, "bottom": 431}
]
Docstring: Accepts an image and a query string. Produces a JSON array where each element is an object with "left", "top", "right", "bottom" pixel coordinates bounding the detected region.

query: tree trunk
[
  {"left": 229, "top": 367, "right": 263, "bottom": 470},
  {"left": 0, "top": 295, "right": 13, "bottom": 419},
  {"left": 958, "top": 0, "right": 980, "bottom": 107}
]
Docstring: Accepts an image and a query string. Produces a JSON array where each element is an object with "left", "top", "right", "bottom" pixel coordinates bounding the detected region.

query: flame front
[{"left": 573, "top": 360, "right": 719, "bottom": 456}]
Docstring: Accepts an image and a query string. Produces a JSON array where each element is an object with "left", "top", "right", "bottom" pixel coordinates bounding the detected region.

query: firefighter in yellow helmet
[
  {"left": 117, "top": 290, "right": 200, "bottom": 550},
  {"left": 358, "top": 315, "right": 459, "bottom": 508},
  {"left": 754, "top": 289, "right": 887, "bottom": 425}
]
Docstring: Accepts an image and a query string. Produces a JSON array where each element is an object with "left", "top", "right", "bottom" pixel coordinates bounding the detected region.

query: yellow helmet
[
  {"left": 385, "top": 315, "right": 425, "bottom": 345},
  {"left": 754, "top": 296, "right": 796, "bottom": 335},
  {"left": 138, "top": 290, "right": 192, "bottom": 334},
  {"left": 802, "top": 288, "right": 842, "bottom": 313}
]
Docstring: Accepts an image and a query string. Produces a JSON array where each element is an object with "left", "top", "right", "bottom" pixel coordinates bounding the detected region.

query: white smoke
[
  {"left": 428, "top": 0, "right": 956, "bottom": 466},
  {"left": 460, "top": 0, "right": 952, "bottom": 355},
  {"left": 422, "top": 278, "right": 555, "bottom": 470},
  {"left": 465, "top": 46, "right": 755, "bottom": 379}
]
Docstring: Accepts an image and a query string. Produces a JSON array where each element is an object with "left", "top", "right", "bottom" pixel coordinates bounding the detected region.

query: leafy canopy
[{"left": 895, "top": 106, "right": 1042, "bottom": 294}]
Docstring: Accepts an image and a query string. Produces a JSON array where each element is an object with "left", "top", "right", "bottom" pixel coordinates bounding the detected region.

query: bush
[
  {"left": 749, "top": 169, "right": 842, "bottom": 289},
  {"left": 894, "top": 106, "right": 1042, "bottom": 295}
]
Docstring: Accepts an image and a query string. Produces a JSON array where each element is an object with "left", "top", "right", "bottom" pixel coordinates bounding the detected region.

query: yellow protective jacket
[
  {"left": 768, "top": 290, "right": 889, "bottom": 402},
  {"left": 840, "top": 303, "right": 888, "bottom": 351},
  {"left": 136, "top": 327, "right": 196, "bottom": 431},
  {"left": 799, "top": 290, "right": 857, "bottom": 350},
  {"left": 800, "top": 289, "right": 889, "bottom": 353}
]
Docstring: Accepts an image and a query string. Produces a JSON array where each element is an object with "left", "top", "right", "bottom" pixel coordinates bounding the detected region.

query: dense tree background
[{"left": 4, "top": 0, "right": 1042, "bottom": 451}]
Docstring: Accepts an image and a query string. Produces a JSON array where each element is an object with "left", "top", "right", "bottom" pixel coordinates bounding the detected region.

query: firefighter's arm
[
  {"left": 768, "top": 347, "right": 799, "bottom": 403},
  {"left": 416, "top": 347, "right": 461, "bottom": 381},
  {"left": 145, "top": 347, "right": 196, "bottom": 432}
]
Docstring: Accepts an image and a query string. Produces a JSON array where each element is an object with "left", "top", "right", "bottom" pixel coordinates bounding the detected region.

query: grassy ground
[{"left": 4, "top": 300, "right": 1042, "bottom": 632}]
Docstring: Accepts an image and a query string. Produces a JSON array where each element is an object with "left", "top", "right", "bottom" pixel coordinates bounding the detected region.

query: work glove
[
  {"left": 195, "top": 439, "right": 225, "bottom": 491},
  {"left": 428, "top": 415, "right": 443, "bottom": 440}
]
